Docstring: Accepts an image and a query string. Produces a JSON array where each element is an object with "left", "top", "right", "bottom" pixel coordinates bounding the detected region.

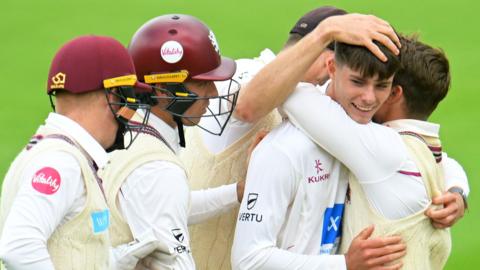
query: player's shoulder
[
  {"left": 232, "top": 58, "right": 265, "bottom": 83},
  {"left": 233, "top": 49, "right": 275, "bottom": 82},
  {"left": 23, "top": 137, "right": 82, "bottom": 168},
  {"left": 15, "top": 149, "right": 82, "bottom": 196},
  {"left": 31, "top": 149, "right": 82, "bottom": 174},
  {"left": 263, "top": 120, "right": 318, "bottom": 155}
]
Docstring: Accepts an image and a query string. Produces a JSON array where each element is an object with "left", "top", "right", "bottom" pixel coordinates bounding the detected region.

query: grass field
[{"left": 0, "top": 0, "right": 478, "bottom": 268}]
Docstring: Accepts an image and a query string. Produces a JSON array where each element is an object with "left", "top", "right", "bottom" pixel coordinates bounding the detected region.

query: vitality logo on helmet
[{"left": 160, "top": 41, "right": 184, "bottom": 64}]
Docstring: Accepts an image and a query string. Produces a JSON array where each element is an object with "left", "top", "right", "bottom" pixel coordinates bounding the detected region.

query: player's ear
[
  {"left": 386, "top": 85, "right": 403, "bottom": 104},
  {"left": 327, "top": 58, "right": 336, "bottom": 79},
  {"left": 106, "top": 87, "right": 119, "bottom": 103},
  {"left": 324, "top": 51, "right": 334, "bottom": 67}
]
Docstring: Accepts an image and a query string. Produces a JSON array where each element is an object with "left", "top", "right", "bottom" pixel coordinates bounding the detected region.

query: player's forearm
[
  {"left": 234, "top": 27, "right": 330, "bottom": 123},
  {"left": 188, "top": 183, "right": 238, "bottom": 224},
  {"left": 283, "top": 87, "right": 405, "bottom": 182}
]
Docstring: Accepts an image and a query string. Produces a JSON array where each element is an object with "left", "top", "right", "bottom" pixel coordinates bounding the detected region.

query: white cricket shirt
[
  {"left": 232, "top": 120, "right": 347, "bottom": 270},
  {"left": 118, "top": 113, "right": 239, "bottom": 269}
]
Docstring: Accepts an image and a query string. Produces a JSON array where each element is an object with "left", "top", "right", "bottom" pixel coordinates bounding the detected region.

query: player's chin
[
  {"left": 183, "top": 117, "right": 201, "bottom": 126},
  {"left": 347, "top": 109, "right": 372, "bottom": 124}
]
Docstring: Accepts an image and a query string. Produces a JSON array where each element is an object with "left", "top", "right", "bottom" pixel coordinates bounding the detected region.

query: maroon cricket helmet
[
  {"left": 128, "top": 14, "right": 236, "bottom": 83},
  {"left": 290, "top": 6, "right": 347, "bottom": 37},
  {"left": 47, "top": 35, "right": 151, "bottom": 94}
]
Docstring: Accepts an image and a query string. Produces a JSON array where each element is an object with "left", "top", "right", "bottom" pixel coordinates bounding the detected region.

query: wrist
[
  {"left": 448, "top": 186, "right": 468, "bottom": 210},
  {"left": 311, "top": 17, "right": 336, "bottom": 51}
]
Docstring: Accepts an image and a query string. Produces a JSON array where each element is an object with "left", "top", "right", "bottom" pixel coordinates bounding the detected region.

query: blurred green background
[{"left": 0, "top": 0, "right": 477, "bottom": 268}]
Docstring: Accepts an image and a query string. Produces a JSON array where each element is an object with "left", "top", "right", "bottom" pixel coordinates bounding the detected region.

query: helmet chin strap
[
  {"left": 174, "top": 116, "right": 186, "bottom": 147},
  {"left": 106, "top": 122, "right": 126, "bottom": 152}
]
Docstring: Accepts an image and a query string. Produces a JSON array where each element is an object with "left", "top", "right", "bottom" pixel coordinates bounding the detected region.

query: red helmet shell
[
  {"left": 47, "top": 35, "right": 139, "bottom": 94},
  {"left": 129, "top": 14, "right": 235, "bottom": 82}
]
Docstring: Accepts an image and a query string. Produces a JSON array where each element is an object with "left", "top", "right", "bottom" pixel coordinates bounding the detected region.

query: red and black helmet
[
  {"left": 129, "top": 14, "right": 236, "bottom": 83},
  {"left": 128, "top": 14, "right": 240, "bottom": 145}
]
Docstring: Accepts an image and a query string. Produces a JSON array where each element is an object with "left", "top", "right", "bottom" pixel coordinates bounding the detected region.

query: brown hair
[
  {"left": 334, "top": 41, "right": 400, "bottom": 81},
  {"left": 393, "top": 35, "right": 450, "bottom": 119}
]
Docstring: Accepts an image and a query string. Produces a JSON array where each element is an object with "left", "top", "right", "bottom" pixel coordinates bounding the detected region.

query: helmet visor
[{"left": 151, "top": 79, "right": 240, "bottom": 135}]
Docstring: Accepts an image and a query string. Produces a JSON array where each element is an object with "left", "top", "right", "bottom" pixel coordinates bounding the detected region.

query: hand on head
[{"left": 318, "top": 13, "right": 401, "bottom": 62}]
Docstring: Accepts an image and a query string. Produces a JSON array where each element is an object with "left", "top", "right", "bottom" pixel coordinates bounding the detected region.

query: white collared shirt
[
  {"left": 118, "top": 113, "right": 238, "bottom": 269},
  {"left": 143, "top": 110, "right": 181, "bottom": 154},
  {"left": 384, "top": 119, "right": 469, "bottom": 195},
  {"left": 0, "top": 112, "right": 107, "bottom": 270}
]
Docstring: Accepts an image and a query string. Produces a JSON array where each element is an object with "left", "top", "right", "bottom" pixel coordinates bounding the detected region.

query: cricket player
[
  {"left": 0, "top": 36, "right": 157, "bottom": 269},
  {"left": 278, "top": 35, "right": 467, "bottom": 270},
  {"left": 236, "top": 10, "right": 468, "bottom": 230},
  {"left": 232, "top": 14, "right": 407, "bottom": 270},
  {"left": 100, "top": 15, "right": 244, "bottom": 269},
  {"left": 180, "top": 7, "right": 351, "bottom": 270},
  {"left": 234, "top": 14, "right": 466, "bottom": 268}
]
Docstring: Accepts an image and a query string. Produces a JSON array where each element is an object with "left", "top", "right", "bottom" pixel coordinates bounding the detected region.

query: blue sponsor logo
[
  {"left": 320, "top": 203, "right": 344, "bottom": 254},
  {"left": 91, "top": 209, "right": 110, "bottom": 234}
]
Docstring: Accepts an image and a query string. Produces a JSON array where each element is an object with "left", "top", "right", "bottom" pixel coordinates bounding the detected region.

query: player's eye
[{"left": 351, "top": 79, "right": 363, "bottom": 86}]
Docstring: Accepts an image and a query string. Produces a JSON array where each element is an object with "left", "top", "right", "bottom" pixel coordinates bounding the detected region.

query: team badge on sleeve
[
  {"left": 31, "top": 167, "right": 61, "bottom": 195},
  {"left": 91, "top": 209, "right": 110, "bottom": 234},
  {"left": 246, "top": 193, "right": 258, "bottom": 210},
  {"left": 171, "top": 228, "right": 185, "bottom": 243}
]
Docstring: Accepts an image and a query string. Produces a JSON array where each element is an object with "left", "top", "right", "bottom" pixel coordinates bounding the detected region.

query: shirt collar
[
  {"left": 45, "top": 112, "right": 109, "bottom": 169},
  {"left": 317, "top": 79, "right": 331, "bottom": 94},
  {"left": 145, "top": 112, "right": 180, "bottom": 154},
  {"left": 383, "top": 119, "right": 440, "bottom": 138}
]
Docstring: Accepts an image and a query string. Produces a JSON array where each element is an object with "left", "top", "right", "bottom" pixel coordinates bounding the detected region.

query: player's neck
[{"left": 151, "top": 106, "right": 177, "bottom": 128}]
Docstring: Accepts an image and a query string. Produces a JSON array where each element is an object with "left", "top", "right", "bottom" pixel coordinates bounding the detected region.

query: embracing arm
[
  {"left": 235, "top": 13, "right": 400, "bottom": 123},
  {"left": 426, "top": 153, "right": 470, "bottom": 228},
  {"left": 283, "top": 86, "right": 406, "bottom": 183}
]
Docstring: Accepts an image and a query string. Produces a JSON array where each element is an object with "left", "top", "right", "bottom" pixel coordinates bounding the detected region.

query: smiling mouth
[{"left": 352, "top": 103, "right": 375, "bottom": 112}]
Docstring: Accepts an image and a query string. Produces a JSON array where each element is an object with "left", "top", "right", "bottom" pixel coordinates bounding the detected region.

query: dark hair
[
  {"left": 393, "top": 34, "right": 450, "bottom": 119},
  {"left": 334, "top": 41, "right": 400, "bottom": 80}
]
